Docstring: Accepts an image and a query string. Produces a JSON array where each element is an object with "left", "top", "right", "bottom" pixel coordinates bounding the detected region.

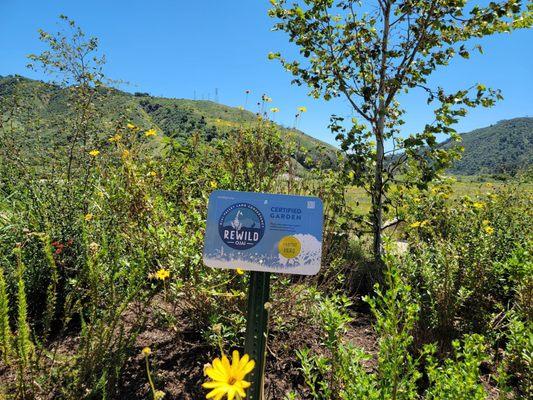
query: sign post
[
  {"left": 244, "top": 271, "right": 270, "bottom": 400},
  {"left": 203, "top": 190, "right": 323, "bottom": 400}
]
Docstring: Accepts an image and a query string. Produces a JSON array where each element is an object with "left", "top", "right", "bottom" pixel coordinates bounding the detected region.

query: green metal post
[{"left": 244, "top": 271, "right": 271, "bottom": 400}]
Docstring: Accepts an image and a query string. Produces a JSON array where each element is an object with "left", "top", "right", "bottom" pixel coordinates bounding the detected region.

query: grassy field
[{"left": 346, "top": 176, "right": 532, "bottom": 213}]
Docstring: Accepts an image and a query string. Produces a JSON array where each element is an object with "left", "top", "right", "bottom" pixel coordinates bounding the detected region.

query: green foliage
[
  {"left": 14, "top": 247, "right": 34, "bottom": 369},
  {"left": 425, "top": 335, "right": 488, "bottom": 400},
  {"left": 293, "top": 259, "right": 489, "bottom": 400},
  {"left": 0, "top": 265, "right": 12, "bottom": 363},
  {"left": 498, "top": 313, "right": 533, "bottom": 398},
  {"left": 399, "top": 181, "right": 532, "bottom": 348}
]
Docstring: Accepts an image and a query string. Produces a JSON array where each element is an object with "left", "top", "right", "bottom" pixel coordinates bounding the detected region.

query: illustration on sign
[{"left": 203, "top": 190, "right": 323, "bottom": 275}]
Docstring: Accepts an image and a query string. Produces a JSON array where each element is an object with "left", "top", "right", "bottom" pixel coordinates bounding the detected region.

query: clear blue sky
[{"left": 1, "top": 0, "right": 532, "bottom": 146}]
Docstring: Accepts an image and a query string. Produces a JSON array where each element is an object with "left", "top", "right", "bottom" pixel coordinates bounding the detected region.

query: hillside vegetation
[
  {"left": 446, "top": 117, "right": 533, "bottom": 175},
  {"left": 0, "top": 74, "right": 337, "bottom": 169}
]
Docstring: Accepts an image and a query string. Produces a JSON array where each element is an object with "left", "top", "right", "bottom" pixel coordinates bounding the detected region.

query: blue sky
[{"left": 1, "top": 0, "right": 531, "bottom": 146}]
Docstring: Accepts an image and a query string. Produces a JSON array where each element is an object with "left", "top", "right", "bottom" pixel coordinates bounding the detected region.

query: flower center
[{"left": 228, "top": 376, "right": 237, "bottom": 385}]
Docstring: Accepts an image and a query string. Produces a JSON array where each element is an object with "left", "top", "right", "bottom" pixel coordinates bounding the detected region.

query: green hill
[
  {"left": 446, "top": 117, "right": 533, "bottom": 175},
  {"left": 0, "top": 74, "right": 337, "bottom": 168}
]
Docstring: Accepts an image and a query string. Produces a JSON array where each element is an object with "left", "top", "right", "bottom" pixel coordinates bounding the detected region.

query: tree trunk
[
  {"left": 373, "top": 124, "right": 385, "bottom": 267},
  {"left": 373, "top": 0, "right": 390, "bottom": 269}
]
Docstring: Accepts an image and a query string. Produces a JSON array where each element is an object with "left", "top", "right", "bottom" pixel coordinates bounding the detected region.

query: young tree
[{"left": 269, "top": 0, "right": 532, "bottom": 265}]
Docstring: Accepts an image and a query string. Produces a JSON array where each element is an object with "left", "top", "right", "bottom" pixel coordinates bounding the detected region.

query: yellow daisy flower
[
  {"left": 472, "top": 202, "right": 485, "bottom": 209},
  {"left": 155, "top": 268, "right": 170, "bottom": 281},
  {"left": 142, "top": 347, "right": 151, "bottom": 356},
  {"left": 89, "top": 149, "right": 100, "bottom": 157},
  {"left": 297, "top": 106, "right": 307, "bottom": 113},
  {"left": 84, "top": 213, "right": 93, "bottom": 222},
  {"left": 203, "top": 351, "right": 255, "bottom": 400},
  {"left": 154, "top": 390, "right": 165, "bottom": 400},
  {"left": 145, "top": 128, "right": 157, "bottom": 137},
  {"left": 484, "top": 226, "right": 494, "bottom": 235},
  {"left": 236, "top": 268, "right": 245, "bottom": 275}
]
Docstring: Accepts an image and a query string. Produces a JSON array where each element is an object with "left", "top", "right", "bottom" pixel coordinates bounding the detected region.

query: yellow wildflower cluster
[
  {"left": 410, "top": 220, "right": 428, "bottom": 228},
  {"left": 203, "top": 350, "right": 255, "bottom": 400}
]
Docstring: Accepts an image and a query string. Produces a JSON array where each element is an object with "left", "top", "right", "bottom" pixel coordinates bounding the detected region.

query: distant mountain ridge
[
  {"left": 445, "top": 117, "right": 533, "bottom": 175},
  {"left": 0, "top": 74, "right": 337, "bottom": 168}
]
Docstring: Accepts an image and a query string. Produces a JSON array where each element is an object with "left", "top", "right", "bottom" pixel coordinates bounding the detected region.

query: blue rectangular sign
[{"left": 203, "top": 190, "right": 323, "bottom": 275}]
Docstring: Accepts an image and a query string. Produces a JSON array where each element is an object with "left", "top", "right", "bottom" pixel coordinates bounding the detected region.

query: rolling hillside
[
  {"left": 1, "top": 75, "right": 531, "bottom": 176},
  {"left": 0, "top": 75, "right": 337, "bottom": 168},
  {"left": 446, "top": 117, "right": 533, "bottom": 175}
]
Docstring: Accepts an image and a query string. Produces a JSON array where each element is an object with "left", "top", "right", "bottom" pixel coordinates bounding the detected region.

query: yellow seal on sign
[{"left": 278, "top": 236, "right": 301, "bottom": 259}]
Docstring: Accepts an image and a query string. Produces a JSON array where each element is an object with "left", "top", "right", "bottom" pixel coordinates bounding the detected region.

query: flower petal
[
  {"left": 242, "top": 359, "right": 255, "bottom": 375},
  {"left": 221, "top": 355, "right": 231, "bottom": 372},
  {"left": 206, "top": 386, "right": 228, "bottom": 399},
  {"left": 239, "top": 380, "right": 251, "bottom": 389},
  {"left": 212, "top": 358, "right": 229, "bottom": 380},
  {"left": 227, "top": 387, "right": 236, "bottom": 400},
  {"left": 202, "top": 381, "right": 225, "bottom": 389},
  {"left": 205, "top": 367, "right": 226, "bottom": 382}
]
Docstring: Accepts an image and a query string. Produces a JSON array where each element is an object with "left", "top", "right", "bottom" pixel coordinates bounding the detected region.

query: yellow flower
[
  {"left": 154, "top": 390, "right": 165, "bottom": 400},
  {"left": 270, "top": 107, "right": 279, "bottom": 113},
  {"left": 210, "top": 181, "right": 218, "bottom": 189},
  {"left": 484, "top": 226, "right": 494, "bottom": 235},
  {"left": 142, "top": 347, "right": 151, "bottom": 356},
  {"left": 122, "top": 149, "right": 130, "bottom": 158},
  {"left": 236, "top": 268, "right": 244, "bottom": 275},
  {"left": 155, "top": 268, "right": 170, "bottom": 281},
  {"left": 84, "top": 213, "right": 93, "bottom": 222},
  {"left": 203, "top": 351, "right": 255, "bottom": 400},
  {"left": 89, "top": 149, "right": 100, "bottom": 157},
  {"left": 410, "top": 220, "right": 428, "bottom": 228},
  {"left": 108, "top": 134, "right": 122, "bottom": 143},
  {"left": 473, "top": 202, "right": 485, "bottom": 209},
  {"left": 127, "top": 123, "right": 136, "bottom": 130},
  {"left": 297, "top": 106, "right": 307, "bottom": 113},
  {"left": 145, "top": 128, "right": 157, "bottom": 137},
  {"left": 149, "top": 171, "right": 157, "bottom": 177}
]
